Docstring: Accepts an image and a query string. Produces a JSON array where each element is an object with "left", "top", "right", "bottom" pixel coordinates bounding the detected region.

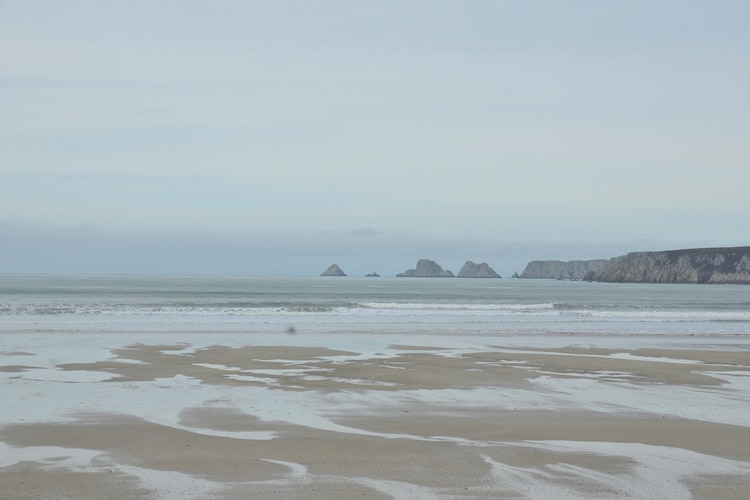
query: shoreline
[{"left": 2, "top": 333, "right": 750, "bottom": 498}]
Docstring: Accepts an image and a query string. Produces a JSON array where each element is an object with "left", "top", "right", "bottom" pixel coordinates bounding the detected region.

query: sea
[{"left": 1, "top": 273, "right": 749, "bottom": 337}]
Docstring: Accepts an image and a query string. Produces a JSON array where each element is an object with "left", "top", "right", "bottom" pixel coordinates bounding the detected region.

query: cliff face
[
  {"left": 520, "top": 259, "right": 610, "bottom": 280},
  {"left": 457, "top": 261, "right": 501, "bottom": 278},
  {"left": 589, "top": 247, "right": 750, "bottom": 284},
  {"left": 397, "top": 259, "right": 454, "bottom": 277}
]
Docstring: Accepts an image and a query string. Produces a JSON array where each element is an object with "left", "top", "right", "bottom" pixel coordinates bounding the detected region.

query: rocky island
[
  {"left": 320, "top": 264, "right": 347, "bottom": 277},
  {"left": 586, "top": 247, "right": 750, "bottom": 284},
  {"left": 397, "top": 259, "right": 455, "bottom": 277},
  {"left": 520, "top": 259, "right": 610, "bottom": 280},
  {"left": 457, "top": 261, "right": 501, "bottom": 278}
]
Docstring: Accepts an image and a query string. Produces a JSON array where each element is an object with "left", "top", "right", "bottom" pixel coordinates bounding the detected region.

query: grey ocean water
[{"left": 1, "top": 274, "right": 749, "bottom": 336}]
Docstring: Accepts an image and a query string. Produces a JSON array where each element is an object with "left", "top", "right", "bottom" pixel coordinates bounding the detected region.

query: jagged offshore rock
[
  {"left": 397, "top": 259, "right": 454, "bottom": 277},
  {"left": 320, "top": 264, "right": 347, "bottom": 276},
  {"left": 457, "top": 261, "right": 501, "bottom": 278}
]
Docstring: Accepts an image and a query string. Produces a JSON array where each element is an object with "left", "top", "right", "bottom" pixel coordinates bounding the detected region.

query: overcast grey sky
[{"left": 2, "top": 1, "right": 749, "bottom": 275}]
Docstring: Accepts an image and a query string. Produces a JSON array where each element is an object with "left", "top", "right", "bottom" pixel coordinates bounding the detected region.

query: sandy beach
[{"left": 2, "top": 333, "right": 750, "bottom": 499}]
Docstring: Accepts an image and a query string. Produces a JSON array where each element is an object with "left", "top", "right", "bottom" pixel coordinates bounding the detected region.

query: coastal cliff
[
  {"left": 397, "top": 259, "right": 454, "bottom": 277},
  {"left": 587, "top": 247, "right": 750, "bottom": 284},
  {"left": 520, "top": 259, "right": 610, "bottom": 280},
  {"left": 457, "top": 261, "right": 501, "bottom": 278}
]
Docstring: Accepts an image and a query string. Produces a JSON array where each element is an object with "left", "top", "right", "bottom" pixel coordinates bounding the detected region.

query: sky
[{"left": 1, "top": 1, "right": 749, "bottom": 276}]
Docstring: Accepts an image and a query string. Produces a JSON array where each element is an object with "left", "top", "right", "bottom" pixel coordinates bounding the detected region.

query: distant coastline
[
  {"left": 519, "top": 259, "right": 609, "bottom": 281},
  {"left": 319, "top": 246, "right": 750, "bottom": 284},
  {"left": 518, "top": 246, "right": 750, "bottom": 284},
  {"left": 585, "top": 247, "right": 750, "bottom": 284}
]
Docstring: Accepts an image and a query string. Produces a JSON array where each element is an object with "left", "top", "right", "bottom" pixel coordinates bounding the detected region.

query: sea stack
[
  {"left": 397, "top": 259, "right": 454, "bottom": 277},
  {"left": 457, "top": 261, "right": 501, "bottom": 278},
  {"left": 320, "top": 264, "right": 347, "bottom": 276}
]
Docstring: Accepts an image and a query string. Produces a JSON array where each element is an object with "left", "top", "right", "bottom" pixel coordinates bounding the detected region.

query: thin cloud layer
[{"left": 1, "top": 1, "right": 748, "bottom": 273}]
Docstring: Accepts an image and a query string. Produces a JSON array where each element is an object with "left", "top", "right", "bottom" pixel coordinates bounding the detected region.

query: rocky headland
[
  {"left": 586, "top": 247, "right": 750, "bottom": 284},
  {"left": 320, "top": 264, "right": 347, "bottom": 277},
  {"left": 457, "top": 261, "right": 501, "bottom": 278},
  {"left": 520, "top": 259, "right": 610, "bottom": 280},
  {"left": 397, "top": 259, "right": 455, "bottom": 277}
]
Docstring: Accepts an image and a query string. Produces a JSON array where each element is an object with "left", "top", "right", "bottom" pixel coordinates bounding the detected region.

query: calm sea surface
[{"left": 1, "top": 274, "right": 749, "bottom": 336}]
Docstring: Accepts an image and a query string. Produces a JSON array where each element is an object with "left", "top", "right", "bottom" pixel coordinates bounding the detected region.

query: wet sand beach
[{"left": 1, "top": 334, "right": 750, "bottom": 498}]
